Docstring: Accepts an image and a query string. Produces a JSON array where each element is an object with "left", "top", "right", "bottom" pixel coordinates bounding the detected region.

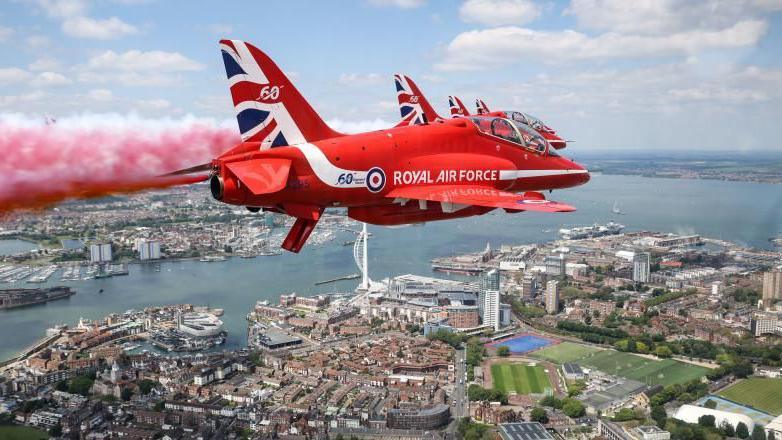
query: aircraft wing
[
  {"left": 386, "top": 185, "right": 576, "bottom": 213},
  {"left": 226, "top": 158, "right": 291, "bottom": 195}
]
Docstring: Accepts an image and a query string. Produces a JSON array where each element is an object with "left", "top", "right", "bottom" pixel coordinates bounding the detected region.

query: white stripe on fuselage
[
  {"left": 290, "top": 142, "right": 587, "bottom": 189},
  {"left": 499, "top": 169, "right": 588, "bottom": 180},
  {"left": 293, "top": 143, "right": 367, "bottom": 188}
]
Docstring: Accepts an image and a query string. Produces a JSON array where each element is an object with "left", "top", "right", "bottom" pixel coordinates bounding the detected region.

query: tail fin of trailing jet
[
  {"left": 448, "top": 95, "right": 469, "bottom": 118},
  {"left": 219, "top": 40, "right": 341, "bottom": 148},
  {"left": 475, "top": 98, "right": 490, "bottom": 115},
  {"left": 394, "top": 74, "right": 442, "bottom": 126}
]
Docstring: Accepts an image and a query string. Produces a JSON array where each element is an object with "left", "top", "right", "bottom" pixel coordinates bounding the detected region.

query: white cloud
[
  {"left": 367, "top": 0, "right": 426, "bottom": 8},
  {"left": 134, "top": 98, "right": 172, "bottom": 110},
  {"left": 30, "top": 71, "right": 71, "bottom": 87},
  {"left": 0, "top": 91, "right": 46, "bottom": 108},
  {"left": 34, "top": 0, "right": 139, "bottom": 40},
  {"left": 26, "top": 35, "right": 50, "bottom": 48},
  {"left": 28, "top": 57, "right": 61, "bottom": 72},
  {"left": 459, "top": 0, "right": 541, "bottom": 26},
  {"left": 85, "top": 50, "right": 205, "bottom": 72},
  {"left": 437, "top": 20, "right": 767, "bottom": 69},
  {"left": 62, "top": 16, "right": 138, "bottom": 39},
  {"left": 37, "top": 0, "right": 88, "bottom": 19},
  {"left": 326, "top": 117, "right": 394, "bottom": 133},
  {"left": 338, "top": 73, "right": 384, "bottom": 86},
  {"left": 565, "top": 0, "right": 781, "bottom": 35},
  {"left": 207, "top": 23, "right": 233, "bottom": 35},
  {"left": 0, "top": 68, "right": 32, "bottom": 84},
  {"left": 0, "top": 26, "right": 13, "bottom": 41},
  {"left": 77, "top": 71, "right": 186, "bottom": 87},
  {"left": 87, "top": 88, "right": 113, "bottom": 101}
]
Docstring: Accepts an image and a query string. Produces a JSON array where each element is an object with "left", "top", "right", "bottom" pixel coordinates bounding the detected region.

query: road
[{"left": 446, "top": 346, "right": 469, "bottom": 438}]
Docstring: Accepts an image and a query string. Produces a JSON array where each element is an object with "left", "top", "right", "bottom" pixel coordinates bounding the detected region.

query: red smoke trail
[{"left": 0, "top": 118, "right": 240, "bottom": 213}]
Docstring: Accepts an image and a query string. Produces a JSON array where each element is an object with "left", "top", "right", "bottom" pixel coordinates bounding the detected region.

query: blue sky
[{"left": 1, "top": 0, "right": 781, "bottom": 151}]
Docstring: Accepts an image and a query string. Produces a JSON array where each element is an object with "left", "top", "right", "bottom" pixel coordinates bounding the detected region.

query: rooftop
[{"left": 500, "top": 422, "right": 554, "bottom": 440}]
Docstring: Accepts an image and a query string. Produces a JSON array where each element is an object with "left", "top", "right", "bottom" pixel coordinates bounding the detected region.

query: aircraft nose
[{"left": 568, "top": 159, "right": 590, "bottom": 185}]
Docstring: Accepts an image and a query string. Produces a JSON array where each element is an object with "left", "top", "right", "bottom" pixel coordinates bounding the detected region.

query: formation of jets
[{"left": 170, "top": 40, "right": 590, "bottom": 253}]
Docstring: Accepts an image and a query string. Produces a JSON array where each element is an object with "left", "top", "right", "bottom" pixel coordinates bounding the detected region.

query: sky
[{"left": 1, "top": 0, "right": 781, "bottom": 151}]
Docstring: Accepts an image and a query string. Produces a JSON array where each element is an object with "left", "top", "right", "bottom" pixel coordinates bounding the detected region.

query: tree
[
  {"left": 698, "top": 415, "right": 716, "bottom": 428},
  {"left": 655, "top": 345, "right": 673, "bottom": 358},
  {"left": 55, "top": 380, "right": 68, "bottom": 392},
  {"left": 138, "top": 380, "right": 158, "bottom": 395},
  {"left": 613, "top": 408, "right": 637, "bottom": 422},
  {"left": 719, "top": 421, "right": 735, "bottom": 437},
  {"left": 731, "top": 362, "right": 754, "bottom": 378},
  {"left": 121, "top": 387, "right": 134, "bottom": 402},
  {"left": 562, "top": 399, "right": 585, "bottom": 418},
  {"left": 752, "top": 425, "right": 767, "bottom": 440},
  {"left": 48, "top": 424, "right": 63, "bottom": 437},
  {"left": 703, "top": 399, "right": 718, "bottom": 409},
  {"left": 651, "top": 405, "right": 667, "bottom": 425},
  {"left": 530, "top": 407, "right": 548, "bottom": 424},
  {"left": 497, "top": 346, "right": 510, "bottom": 357},
  {"left": 737, "top": 422, "right": 750, "bottom": 439},
  {"left": 540, "top": 396, "right": 563, "bottom": 409},
  {"left": 68, "top": 376, "right": 94, "bottom": 396}
]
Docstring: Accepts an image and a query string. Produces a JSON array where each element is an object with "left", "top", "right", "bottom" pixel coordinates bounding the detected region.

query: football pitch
[
  {"left": 718, "top": 378, "right": 782, "bottom": 415},
  {"left": 530, "top": 342, "right": 707, "bottom": 386},
  {"left": 491, "top": 362, "right": 552, "bottom": 394},
  {"left": 577, "top": 351, "right": 708, "bottom": 386},
  {"left": 530, "top": 341, "right": 604, "bottom": 363}
]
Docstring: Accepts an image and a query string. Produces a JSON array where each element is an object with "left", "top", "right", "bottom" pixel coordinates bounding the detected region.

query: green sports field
[
  {"left": 718, "top": 378, "right": 782, "bottom": 415},
  {"left": 576, "top": 351, "right": 708, "bottom": 386},
  {"left": 0, "top": 425, "right": 48, "bottom": 440},
  {"left": 491, "top": 362, "right": 552, "bottom": 394},
  {"left": 530, "top": 342, "right": 604, "bottom": 363}
]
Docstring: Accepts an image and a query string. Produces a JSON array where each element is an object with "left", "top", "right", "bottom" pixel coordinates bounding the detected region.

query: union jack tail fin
[
  {"left": 448, "top": 95, "right": 469, "bottom": 118},
  {"left": 394, "top": 74, "right": 442, "bottom": 126},
  {"left": 220, "top": 40, "right": 341, "bottom": 148},
  {"left": 475, "top": 98, "right": 490, "bottom": 115}
]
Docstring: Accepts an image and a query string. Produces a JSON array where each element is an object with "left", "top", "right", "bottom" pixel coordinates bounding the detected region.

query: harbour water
[
  {"left": 0, "top": 174, "right": 780, "bottom": 361},
  {"left": 0, "top": 239, "right": 39, "bottom": 256}
]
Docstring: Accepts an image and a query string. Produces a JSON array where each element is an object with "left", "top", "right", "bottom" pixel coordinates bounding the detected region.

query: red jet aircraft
[
  {"left": 472, "top": 98, "right": 568, "bottom": 150},
  {"left": 171, "top": 40, "right": 590, "bottom": 253},
  {"left": 394, "top": 75, "right": 568, "bottom": 150}
]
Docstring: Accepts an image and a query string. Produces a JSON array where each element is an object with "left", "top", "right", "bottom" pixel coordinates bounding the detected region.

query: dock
[{"left": 315, "top": 273, "right": 360, "bottom": 286}]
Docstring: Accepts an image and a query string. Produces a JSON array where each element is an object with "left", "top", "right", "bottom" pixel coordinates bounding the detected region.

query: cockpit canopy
[
  {"left": 469, "top": 116, "right": 555, "bottom": 155},
  {"left": 506, "top": 111, "right": 552, "bottom": 133}
]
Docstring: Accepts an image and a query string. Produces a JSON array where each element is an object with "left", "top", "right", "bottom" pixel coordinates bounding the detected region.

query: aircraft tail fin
[
  {"left": 448, "top": 95, "right": 469, "bottom": 118},
  {"left": 475, "top": 98, "right": 490, "bottom": 115},
  {"left": 220, "top": 40, "right": 341, "bottom": 148},
  {"left": 394, "top": 74, "right": 442, "bottom": 126}
]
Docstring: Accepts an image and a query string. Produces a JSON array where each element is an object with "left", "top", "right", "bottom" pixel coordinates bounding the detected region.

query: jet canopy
[
  {"left": 469, "top": 116, "right": 553, "bottom": 155},
  {"left": 506, "top": 111, "right": 553, "bottom": 133}
]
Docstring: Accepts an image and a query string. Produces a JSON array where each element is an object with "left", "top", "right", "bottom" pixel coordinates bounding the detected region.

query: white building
[
  {"left": 89, "top": 243, "right": 112, "bottom": 263},
  {"left": 673, "top": 405, "right": 754, "bottom": 431},
  {"left": 499, "top": 303, "right": 512, "bottom": 328},
  {"left": 480, "top": 289, "right": 500, "bottom": 331},
  {"left": 137, "top": 240, "right": 161, "bottom": 260},
  {"left": 545, "top": 280, "right": 559, "bottom": 314},
  {"left": 178, "top": 313, "right": 225, "bottom": 337},
  {"left": 633, "top": 252, "right": 651, "bottom": 283}
]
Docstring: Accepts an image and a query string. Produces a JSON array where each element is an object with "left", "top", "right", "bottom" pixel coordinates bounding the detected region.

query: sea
[{"left": 0, "top": 173, "right": 780, "bottom": 361}]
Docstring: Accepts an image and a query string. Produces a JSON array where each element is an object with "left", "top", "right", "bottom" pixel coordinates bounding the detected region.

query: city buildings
[
  {"left": 89, "top": 243, "right": 112, "bottom": 263},
  {"left": 136, "top": 240, "right": 161, "bottom": 260},
  {"left": 751, "top": 311, "right": 782, "bottom": 337},
  {"left": 633, "top": 252, "right": 651, "bottom": 283},
  {"left": 480, "top": 269, "right": 501, "bottom": 330},
  {"left": 762, "top": 269, "right": 782, "bottom": 309},
  {"left": 544, "top": 254, "right": 566, "bottom": 277},
  {"left": 545, "top": 280, "right": 559, "bottom": 314}
]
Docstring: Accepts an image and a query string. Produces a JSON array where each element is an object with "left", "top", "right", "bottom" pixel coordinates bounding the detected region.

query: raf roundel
[{"left": 366, "top": 167, "right": 386, "bottom": 193}]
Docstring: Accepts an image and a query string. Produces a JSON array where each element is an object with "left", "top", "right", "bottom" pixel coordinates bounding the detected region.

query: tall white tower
[{"left": 353, "top": 223, "right": 371, "bottom": 291}]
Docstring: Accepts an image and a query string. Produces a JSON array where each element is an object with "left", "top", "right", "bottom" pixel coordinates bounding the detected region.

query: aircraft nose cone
[{"left": 569, "top": 160, "right": 590, "bottom": 186}]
